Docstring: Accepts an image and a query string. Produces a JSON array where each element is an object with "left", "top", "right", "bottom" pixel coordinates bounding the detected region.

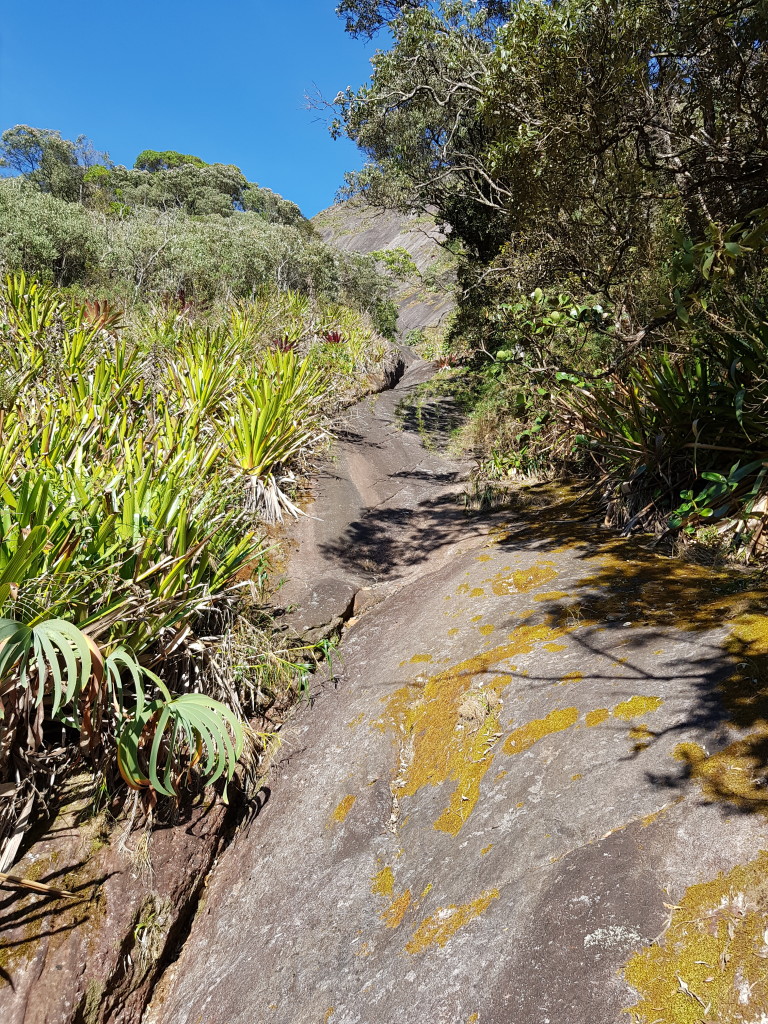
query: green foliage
[
  {"left": 0, "top": 615, "right": 93, "bottom": 718},
  {"left": 242, "top": 184, "right": 307, "bottom": 229},
  {"left": 0, "top": 272, "right": 391, "bottom": 862},
  {"left": 93, "top": 162, "right": 249, "bottom": 217},
  {"left": 117, "top": 690, "right": 243, "bottom": 798},
  {"left": 134, "top": 150, "right": 208, "bottom": 172},
  {"left": 220, "top": 348, "right": 326, "bottom": 520},
  {"left": 0, "top": 124, "right": 395, "bottom": 322},
  {"left": 340, "top": 0, "right": 768, "bottom": 544},
  {"left": 371, "top": 247, "right": 419, "bottom": 280},
  {"left": 371, "top": 298, "right": 398, "bottom": 341},
  {"left": 0, "top": 179, "right": 100, "bottom": 285},
  {"left": 0, "top": 179, "right": 391, "bottom": 312},
  {"left": 0, "top": 124, "right": 109, "bottom": 202},
  {"left": 561, "top": 314, "right": 768, "bottom": 530}
]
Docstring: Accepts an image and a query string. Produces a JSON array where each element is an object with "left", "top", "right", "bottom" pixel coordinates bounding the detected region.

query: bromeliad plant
[
  {"left": 0, "top": 611, "right": 243, "bottom": 808},
  {"left": 221, "top": 347, "right": 327, "bottom": 520},
  {"left": 0, "top": 271, "right": 366, "bottom": 867},
  {"left": 560, "top": 319, "right": 768, "bottom": 535}
]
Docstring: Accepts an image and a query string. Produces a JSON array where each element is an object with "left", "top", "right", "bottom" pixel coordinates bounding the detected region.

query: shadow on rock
[
  {"left": 487, "top": 483, "right": 768, "bottom": 818},
  {"left": 318, "top": 495, "right": 485, "bottom": 581}
]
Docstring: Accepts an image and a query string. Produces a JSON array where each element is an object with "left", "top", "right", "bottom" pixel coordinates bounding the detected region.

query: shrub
[{"left": 0, "top": 179, "right": 100, "bottom": 285}]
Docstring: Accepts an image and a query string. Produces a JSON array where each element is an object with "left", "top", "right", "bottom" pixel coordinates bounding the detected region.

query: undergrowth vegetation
[{"left": 0, "top": 272, "right": 388, "bottom": 869}]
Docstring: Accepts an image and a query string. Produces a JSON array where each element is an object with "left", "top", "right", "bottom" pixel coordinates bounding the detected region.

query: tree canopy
[
  {"left": 134, "top": 149, "right": 208, "bottom": 171},
  {"left": 0, "top": 124, "right": 109, "bottom": 201},
  {"left": 336, "top": 0, "right": 768, "bottom": 335}
]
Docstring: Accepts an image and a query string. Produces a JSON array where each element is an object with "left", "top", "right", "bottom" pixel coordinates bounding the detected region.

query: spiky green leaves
[
  {"left": 117, "top": 692, "right": 243, "bottom": 797},
  {"left": 0, "top": 616, "right": 92, "bottom": 718}
]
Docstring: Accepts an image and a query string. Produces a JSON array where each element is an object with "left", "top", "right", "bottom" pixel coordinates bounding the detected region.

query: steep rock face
[
  {"left": 313, "top": 201, "right": 455, "bottom": 334},
  {"left": 145, "top": 367, "right": 768, "bottom": 1024}
]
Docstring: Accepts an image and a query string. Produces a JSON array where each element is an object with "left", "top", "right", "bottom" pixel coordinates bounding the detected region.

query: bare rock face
[
  {"left": 0, "top": 784, "right": 229, "bottom": 1024},
  {"left": 274, "top": 359, "right": 472, "bottom": 639},
  {"left": 145, "top": 377, "right": 768, "bottom": 1023},
  {"left": 313, "top": 201, "right": 456, "bottom": 334}
]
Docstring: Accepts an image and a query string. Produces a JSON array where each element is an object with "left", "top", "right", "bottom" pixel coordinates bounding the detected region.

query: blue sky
[{"left": 0, "top": 1, "right": 376, "bottom": 217}]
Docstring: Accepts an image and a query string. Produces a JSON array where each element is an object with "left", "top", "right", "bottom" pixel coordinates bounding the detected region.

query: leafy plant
[
  {"left": 0, "top": 271, "right": 388, "bottom": 866},
  {"left": 221, "top": 348, "right": 326, "bottom": 520}
]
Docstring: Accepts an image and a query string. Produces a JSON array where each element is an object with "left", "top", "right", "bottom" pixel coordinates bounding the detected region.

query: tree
[
  {"left": 86, "top": 162, "right": 248, "bottom": 216},
  {"left": 0, "top": 125, "right": 109, "bottom": 202},
  {"left": 242, "top": 184, "right": 308, "bottom": 229},
  {"left": 336, "top": 0, "right": 508, "bottom": 37},
  {"left": 134, "top": 150, "right": 208, "bottom": 172},
  {"left": 336, "top": 0, "right": 768, "bottom": 347}
]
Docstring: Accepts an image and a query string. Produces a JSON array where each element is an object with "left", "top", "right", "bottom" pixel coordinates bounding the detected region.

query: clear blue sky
[{"left": 0, "top": 1, "right": 376, "bottom": 217}]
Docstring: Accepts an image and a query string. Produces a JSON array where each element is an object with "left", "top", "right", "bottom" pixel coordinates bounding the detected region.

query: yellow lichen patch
[
  {"left": 448, "top": 628, "right": 459, "bottom": 637},
  {"left": 613, "top": 696, "right": 664, "bottom": 721},
  {"left": 534, "top": 591, "right": 570, "bottom": 603},
  {"left": 495, "top": 770, "right": 508, "bottom": 781},
  {"left": 405, "top": 889, "right": 500, "bottom": 954},
  {"left": 409, "top": 653, "right": 433, "bottom": 664},
  {"left": 628, "top": 724, "right": 655, "bottom": 752},
  {"left": 544, "top": 642, "right": 567, "bottom": 653},
  {"left": 559, "top": 671, "right": 584, "bottom": 686},
  {"left": 371, "top": 864, "right": 413, "bottom": 929},
  {"left": 347, "top": 712, "right": 365, "bottom": 728},
  {"left": 456, "top": 582, "right": 485, "bottom": 597},
  {"left": 484, "top": 561, "right": 559, "bottom": 597},
  {"left": 476, "top": 554, "right": 492, "bottom": 563},
  {"left": 471, "top": 614, "right": 483, "bottom": 623},
  {"left": 674, "top": 740, "right": 768, "bottom": 815},
  {"left": 381, "top": 623, "right": 570, "bottom": 836},
  {"left": 624, "top": 852, "right": 768, "bottom": 1023},
  {"left": 371, "top": 866, "right": 395, "bottom": 897},
  {"left": 572, "top": 773, "right": 583, "bottom": 781},
  {"left": 468, "top": 1015, "right": 480, "bottom": 1023},
  {"left": 323, "top": 1010, "right": 335, "bottom": 1023},
  {"left": 479, "top": 624, "right": 495, "bottom": 636},
  {"left": 433, "top": 683, "right": 506, "bottom": 836},
  {"left": 419, "top": 882, "right": 433, "bottom": 900},
  {"left": 585, "top": 708, "right": 610, "bottom": 727},
  {"left": 503, "top": 707, "right": 579, "bottom": 756},
  {"left": 481, "top": 844, "right": 493, "bottom": 855},
  {"left": 382, "top": 889, "right": 412, "bottom": 929},
  {"left": 330, "top": 794, "right": 356, "bottom": 825}
]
